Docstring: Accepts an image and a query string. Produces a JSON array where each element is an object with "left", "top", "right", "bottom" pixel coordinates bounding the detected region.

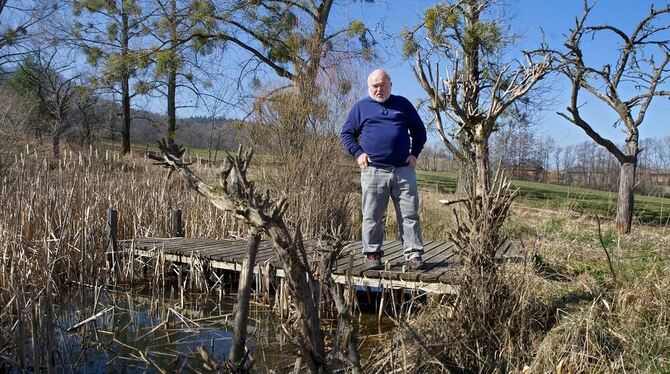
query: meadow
[{"left": 417, "top": 170, "right": 670, "bottom": 226}]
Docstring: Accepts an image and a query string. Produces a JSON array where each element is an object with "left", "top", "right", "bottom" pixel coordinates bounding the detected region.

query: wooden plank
[
  {"left": 208, "top": 240, "right": 262, "bottom": 261},
  {"left": 252, "top": 241, "right": 280, "bottom": 263},
  {"left": 422, "top": 242, "right": 457, "bottom": 268},
  {"left": 418, "top": 245, "right": 458, "bottom": 282},
  {"left": 122, "top": 238, "right": 464, "bottom": 294},
  {"left": 196, "top": 240, "right": 252, "bottom": 258},
  {"left": 349, "top": 241, "right": 404, "bottom": 276},
  {"left": 137, "top": 238, "right": 220, "bottom": 258},
  {"left": 330, "top": 274, "right": 458, "bottom": 294},
  {"left": 170, "top": 239, "right": 231, "bottom": 256}
]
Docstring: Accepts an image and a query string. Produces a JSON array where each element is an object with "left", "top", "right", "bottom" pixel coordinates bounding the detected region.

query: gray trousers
[{"left": 361, "top": 165, "right": 423, "bottom": 260}]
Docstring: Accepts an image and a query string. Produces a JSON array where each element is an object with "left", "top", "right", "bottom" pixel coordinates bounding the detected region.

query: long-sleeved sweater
[{"left": 341, "top": 94, "right": 427, "bottom": 169}]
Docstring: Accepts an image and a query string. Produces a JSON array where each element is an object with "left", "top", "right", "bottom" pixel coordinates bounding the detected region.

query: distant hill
[
  {"left": 102, "top": 107, "right": 247, "bottom": 152},
  {"left": 131, "top": 112, "right": 245, "bottom": 151}
]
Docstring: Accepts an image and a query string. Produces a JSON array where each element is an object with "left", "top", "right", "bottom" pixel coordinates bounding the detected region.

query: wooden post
[
  {"left": 171, "top": 209, "right": 184, "bottom": 237},
  {"left": 229, "top": 228, "right": 261, "bottom": 367},
  {"left": 106, "top": 209, "right": 118, "bottom": 276}
]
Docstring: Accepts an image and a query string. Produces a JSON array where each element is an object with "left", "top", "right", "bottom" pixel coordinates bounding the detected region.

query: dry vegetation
[
  {"left": 368, "top": 184, "right": 670, "bottom": 373},
  {"left": 0, "top": 145, "right": 254, "bottom": 370},
  {"left": 1, "top": 143, "right": 669, "bottom": 372}
]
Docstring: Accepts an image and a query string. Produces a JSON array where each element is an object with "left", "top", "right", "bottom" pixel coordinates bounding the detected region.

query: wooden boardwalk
[{"left": 120, "top": 238, "right": 517, "bottom": 294}]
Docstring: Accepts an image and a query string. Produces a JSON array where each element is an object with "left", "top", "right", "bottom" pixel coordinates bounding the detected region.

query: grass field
[
  {"left": 417, "top": 170, "right": 670, "bottom": 226},
  {"left": 125, "top": 141, "right": 670, "bottom": 226}
]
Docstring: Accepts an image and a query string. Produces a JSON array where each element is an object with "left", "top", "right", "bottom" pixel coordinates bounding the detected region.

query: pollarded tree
[
  {"left": 552, "top": 2, "right": 670, "bottom": 234},
  {"left": 71, "top": 0, "right": 153, "bottom": 154},
  {"left": 401, "top": 3, "right": 552, "bottom": 369},
  {"left": 404, "top": 0, "right": 551, "bottom": 195}
]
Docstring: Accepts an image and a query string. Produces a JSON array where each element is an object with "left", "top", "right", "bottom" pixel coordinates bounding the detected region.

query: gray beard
[{"left": 369, "top": 93, "right": 390, "bottom": 103}]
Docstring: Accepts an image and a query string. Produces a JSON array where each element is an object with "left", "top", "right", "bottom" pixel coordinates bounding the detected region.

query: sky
[{"left": 342, "top": 0, "right": 670, "bottom": 147}]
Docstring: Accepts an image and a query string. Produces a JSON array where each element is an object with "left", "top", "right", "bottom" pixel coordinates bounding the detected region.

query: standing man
[{"left": 341, "top": 69, "right": 427, "bottom": 270}]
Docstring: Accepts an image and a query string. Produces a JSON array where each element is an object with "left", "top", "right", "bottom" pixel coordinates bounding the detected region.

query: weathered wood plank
[{"left": 121, "top": 237, "right": 515, "bottom": 294}]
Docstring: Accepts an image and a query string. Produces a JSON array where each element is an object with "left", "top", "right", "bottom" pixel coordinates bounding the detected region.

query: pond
[{"left": 45, "top": 285, "right": 394, "bottom": 373}]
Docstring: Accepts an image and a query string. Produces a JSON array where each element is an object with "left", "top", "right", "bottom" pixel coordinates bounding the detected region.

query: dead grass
[
  {"left": 0, "top": 145, "right": 249, "bottom": 368},
  {"left": 365, "top": 188, "right": 670, "bottom": 373},
  {"left": 530, "top": 266, "right": 670, "bottom": 373},
  {"left": 2, "top": 144, "right": 669, "bottom": 372}
]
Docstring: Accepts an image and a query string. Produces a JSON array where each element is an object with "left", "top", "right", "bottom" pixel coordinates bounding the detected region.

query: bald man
[{"left": 340, "top": 69, "right": 427, "bottom": 271}]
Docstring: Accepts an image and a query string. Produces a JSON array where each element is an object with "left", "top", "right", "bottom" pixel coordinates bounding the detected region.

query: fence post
[
  {"left": 106, "top": 209, "right": 118, "bottom": 278},
  {"left": 171, "top": 209, "right": 184, "bottom": 237}
]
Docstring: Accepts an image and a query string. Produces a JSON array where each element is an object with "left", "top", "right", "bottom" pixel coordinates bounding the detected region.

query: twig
[
  {"left": 595, "top": 214, "right": 617, "bottom": 283},
  {"left": 67, "top": 306, "right": 114, "bottom": 332},
  {"left": 438, "top": 198, "right": 469, "bottom": 206}
]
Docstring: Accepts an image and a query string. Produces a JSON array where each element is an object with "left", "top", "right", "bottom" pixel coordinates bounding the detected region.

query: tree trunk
[
  {"left": 121, "top": 8, "right": 131, "bottom": 154},
  {"left": 474, "top": 136, "right": 490, "bottom": 196},
  {"left": 52, "top": 133, "right": 60, "bottom": 158},
  {"left": 455, "top": 134, "right": 475, "bottom": 196},
  {"left": 266, "top": 224, "right": 326, "bottom": 373},
  {"left": 455, "top": 160, "right": 473, "bottom": 196},
  {"left": 121, "top": 76, "right": 131, "bottom": 154},
  {"left": 229, "top": 228, "right": 261, "bottom": 366},
  {"left": 615, "top": 160, "right": 636, "bottom": 234},
  {"left": 166, "top": 0, "right": 177, "bottom": 143},
  {"left": 167, "top": 68, "right": 176, "bottom": 142}
]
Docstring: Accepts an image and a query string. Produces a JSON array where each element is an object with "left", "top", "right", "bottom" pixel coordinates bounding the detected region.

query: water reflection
[
  {"left": 45, "top": 283, "right": 401, "bottom": 373},
  {"left": 54, "top": 288, "right": 289, "bottom": 372}
]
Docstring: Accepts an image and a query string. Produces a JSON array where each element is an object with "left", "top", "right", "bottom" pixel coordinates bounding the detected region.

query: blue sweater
[{"left": 341, "top": 95, "right": 426, "bottom": 169}]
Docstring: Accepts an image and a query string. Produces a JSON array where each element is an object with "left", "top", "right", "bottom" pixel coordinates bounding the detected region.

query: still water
[{"left": 51, "top": 286, "right": 392, "bottom": 372}]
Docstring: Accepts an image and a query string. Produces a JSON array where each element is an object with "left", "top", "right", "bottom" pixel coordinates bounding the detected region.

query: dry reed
[{"left": 0, "top": 144, "right": 249, "bottom": 369}]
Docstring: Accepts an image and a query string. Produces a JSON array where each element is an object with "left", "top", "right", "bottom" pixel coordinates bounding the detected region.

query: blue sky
[{"left": 346, "top": 0, "right": 670, "bottom": 147}]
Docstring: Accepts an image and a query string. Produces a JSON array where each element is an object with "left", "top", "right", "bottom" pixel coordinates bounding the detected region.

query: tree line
[
  {"left": 1, "top": 1, "right": 669, "bottom": 230},
  {"left": 489, "top": 129, "right": 670, "bottom": 197}
]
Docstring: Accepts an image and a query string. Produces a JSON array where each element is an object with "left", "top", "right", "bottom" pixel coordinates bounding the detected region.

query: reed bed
[{"left": 0, "top": 145, "right": 249, "bottom": 370}]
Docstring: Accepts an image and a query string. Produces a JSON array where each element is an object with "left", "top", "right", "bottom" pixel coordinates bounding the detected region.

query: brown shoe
[{"left": 366, "top": 253, "right": 383, "bottom": 270}]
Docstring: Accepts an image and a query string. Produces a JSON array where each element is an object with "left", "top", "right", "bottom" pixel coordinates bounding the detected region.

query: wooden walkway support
[{"left": 119, "top": 238, "right": 519, "bottom": 294}]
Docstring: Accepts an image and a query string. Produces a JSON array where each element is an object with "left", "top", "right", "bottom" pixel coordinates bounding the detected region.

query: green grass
[
  {"left": 130, "top": 142, "right": 230, "bottom": 160},
  {"left": 416, "top": 170, "right": 670, "bottom": 225}
]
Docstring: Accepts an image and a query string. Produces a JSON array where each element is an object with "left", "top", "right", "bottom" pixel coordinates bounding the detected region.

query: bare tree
[
  {"left": 551, "top": 1, "right": 670, "bottom": 233},
  {"left": 0, "top": 88, "right": 33, "bottom": 172},
  {"left": 14, "top": 51, "right": 80, "bottom": 157},
  {"left": 150, "top": 142, "right": 328, "bottom": 372},
  {"left": 406, "top": 0, "right": 551, "bottom": 195}
]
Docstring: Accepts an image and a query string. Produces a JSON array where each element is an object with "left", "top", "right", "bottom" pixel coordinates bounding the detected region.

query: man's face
[{"left": 367, "top": 73, "right": 391, "bottom": 103}]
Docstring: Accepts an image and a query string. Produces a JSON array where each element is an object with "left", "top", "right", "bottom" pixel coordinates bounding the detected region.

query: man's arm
[
  {"left": 406, "top": 99, "right": 427, "bottom": 158},
  {"left": 340, "top": 104, "right": 364, "bottom": 159}
]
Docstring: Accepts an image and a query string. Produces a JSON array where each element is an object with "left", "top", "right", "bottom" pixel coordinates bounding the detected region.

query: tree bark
[
  {"left": 616, "top": 161, "right": 636, "bottom": 234},
  {"left": 121, "top": 7, "right": 131, "bottom": 154},
  {"left": 266, "top": 224, "right": 326, "bottom": 373},
  {"left": 52, "top": 132, "right": 60, "bottom": 158},
  {"left": 474, "top": 135, "right": 490, "bottom": 196},
  {"left": 167, "top": 69, "right": 176, "bottom": 142},
  {"left": 229, "top": 228, "right": 261, "bottom": 366},
  {"left": 166, "top": 0, "right": 177, "bottom": 143}
]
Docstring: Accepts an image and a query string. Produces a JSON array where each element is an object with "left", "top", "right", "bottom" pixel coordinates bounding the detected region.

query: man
[{"left": 340, "top": 69, "right": 427, "bottom": 270}]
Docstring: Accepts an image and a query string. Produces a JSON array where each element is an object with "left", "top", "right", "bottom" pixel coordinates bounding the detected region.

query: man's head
[{"left": 367, "top": 69, "right": 391, "bottom": 103}]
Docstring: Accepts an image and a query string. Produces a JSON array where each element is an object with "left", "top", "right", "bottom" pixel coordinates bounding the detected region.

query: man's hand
[
  {"left": 357, "top": 153, "right": 371, "bottom": 170},
  {"left": 406, "top": 155, "right": 417, "bottom": 167}
]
